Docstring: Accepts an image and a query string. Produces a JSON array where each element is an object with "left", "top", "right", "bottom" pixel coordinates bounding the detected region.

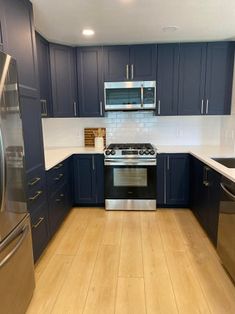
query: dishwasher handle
[
  {"left": 220, "top": 182, "right": 235, "bottom": 200},
  {"left": 0, "top": 225, "right": 29, "bottom": 268}
]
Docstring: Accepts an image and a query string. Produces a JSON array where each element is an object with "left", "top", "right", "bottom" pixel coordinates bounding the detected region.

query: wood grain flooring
[{"left": 27, "top": 208, "right": 235, "bottom": 314}]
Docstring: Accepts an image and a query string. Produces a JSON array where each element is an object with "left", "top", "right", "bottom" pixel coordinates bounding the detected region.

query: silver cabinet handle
[
  {"left": 53, "top": 163, "right": 63, "bottom": 170},
  {"left": 126, "top": 64, "right": 129, "bottom": 80},
  {"left": 158, "top": 100, "right": 161, "bottom": 115},
  {"left": 100, "top": 101, "right": 103, "bottom": 116},
  {"left": 54, "top": 173, "right": 64, "bottom": 181},
  {"left": 131, "top": 64, "right": 134, "bottom": 80},
  {"left": 29, "top": 190, "right": 43, "bottom": 202},
  {"left": 206, "top": 99, "right": 209, "bottom": 114},
  {"left": 0, "top": 225, "right": 29, "bottom": 268},
  {"left": 40, "top": 99, "right": 47, "bottom": 117},
  {"left": 201, "top": 99, "right": 204, "bottom": 114},
  {"left": 73, "top": 101, "right": 77, "bottom": 116},
  {"left": 167, "top": 156, "right": 170, "bottom": 170},
  {"left": 56, "top": 193, "right": 65, "bottom": 202},
  {"left": 28, "top": 177, "right": 41, "bottom": 187},
  {"left": 220, "top": 183, "right": 235, "bottom": 200},
  {"left": 32, "top": 217, "right": 44, "bottom": 229},
  {"left": 92, "top": 155, "right": 95, "bottom": 170}
]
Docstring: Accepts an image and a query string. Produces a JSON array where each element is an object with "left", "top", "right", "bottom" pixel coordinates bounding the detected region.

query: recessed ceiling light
[
  {"left": 82, "top": 29, "right": 95, "bottom": 36},
  {"left": 162, "top": 26, "right": 179, "bottom": 32}
]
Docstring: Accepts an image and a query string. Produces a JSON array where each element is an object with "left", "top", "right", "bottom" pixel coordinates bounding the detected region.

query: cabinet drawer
[
  {"left": 48, "top": 183, "right": 69, "bottom": 236},
  {"left": 47, "top": 161, "right": 68, "bottom": 196},
  {"left": 30, "top": 201, "right": 50, "bottom": 262}
]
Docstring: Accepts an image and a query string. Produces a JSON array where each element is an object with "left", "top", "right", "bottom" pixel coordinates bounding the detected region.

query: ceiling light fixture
[
  {"left": 82, "top": 29, "right": 95, "bottom": 36},
  {"left": 162, "top": 26, "right": 179, "bottom": 32}
]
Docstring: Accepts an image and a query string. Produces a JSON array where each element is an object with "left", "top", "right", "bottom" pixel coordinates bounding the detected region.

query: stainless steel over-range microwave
[{"left": 104, "top": 81, "right": 156, "bottom": 111}]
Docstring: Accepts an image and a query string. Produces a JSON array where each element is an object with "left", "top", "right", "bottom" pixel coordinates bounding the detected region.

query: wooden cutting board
[{"left": 84, "top": 128, "right": 106, "bottom": 147}]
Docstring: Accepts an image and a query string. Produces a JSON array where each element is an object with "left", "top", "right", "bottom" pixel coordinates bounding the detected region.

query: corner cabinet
[
  {"left": 49, "top": 44, "right": 78, "bottom": 117},
  {"left": 104, "top": 44, "right": 156, "bottom": 81},
  {"left": 74, "top": 154, "right": 104, "bottom": 205},
  {"left": 157, "top": 153, "right": 190, "bottom": 207},
  {"left": 77, "top": 47, "right": 104, "bottom": 117}
]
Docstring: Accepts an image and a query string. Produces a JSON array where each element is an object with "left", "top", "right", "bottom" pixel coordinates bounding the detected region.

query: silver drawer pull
[
  {"left": 32, "top": 217, "right": 44, "bottom": 229},
  {"left": 28, "top": 177, "right": 41, "bottom": 187},
  {"left": 54, "top": 173, "right": 64, "bottom": 181},
  {"left": 53, "top": 163, "right": 63, "bottom": 170},
  {"left": 55, "top": 194, "right": 65, "bottom": 202},
  {"left": 29, "top": 190, "right": 43, "bottom": 202}
]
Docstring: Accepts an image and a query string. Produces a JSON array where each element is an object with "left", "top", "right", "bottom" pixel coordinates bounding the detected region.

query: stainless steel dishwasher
[{"left": 217, "top": 176, "right": 235, "bottom": 282}]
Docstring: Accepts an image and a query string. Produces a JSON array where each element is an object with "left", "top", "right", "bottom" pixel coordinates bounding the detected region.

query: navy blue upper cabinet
[
  {"left": 104, "top": 44, "right": 156, "bottom": 81},
  {"left": 1, "top": 0, "right": 38, "bottom": 97},
  {"left": 204, "top": 42, "right": 234, "bottom": 115},
  {"left": 104, "top": 45, "right": 129, "bottom": 81},
  {"left": 77, "top": 47, "right": 104, "bottom": 117},
  {"left": 49, "top": 44, "right": 78, "bottom": 117},
  {"left": 129, "top": 45, "right": 156, "bottom": 81},
  {"left": 156, "top": 44, "right": 179, "bottom": 116},
  {"left": 178, "top": 43, "right": 207, "bottom": 115},
  {"left": 35, "top": 32, "right": 52, "bottom": 117}
]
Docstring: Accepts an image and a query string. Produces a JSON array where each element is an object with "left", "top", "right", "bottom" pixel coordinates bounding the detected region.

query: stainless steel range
[{"left": 104, "top": 143, "right": 157, "bottom": 210}]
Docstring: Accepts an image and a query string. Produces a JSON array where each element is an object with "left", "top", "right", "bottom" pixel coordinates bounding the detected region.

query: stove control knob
[
  {"left": 144, "top": 150, "right": 150, "bottom": 155},
  {"left": 139, "top": 150, "right": 144, "bottom": 155},
  {"left": 149, "top": 150, "right": 155, "bottom": 155},
  {"left": 105, "top": 150, "right": 111, "bottom": 155},
  {"left": 111, "top": 150, "right": 116, "bottom": 155}
]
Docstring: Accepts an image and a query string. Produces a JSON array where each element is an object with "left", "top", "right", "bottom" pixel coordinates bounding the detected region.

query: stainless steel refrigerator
[{"left": 0, "top": 51, "right": 35, "bottom": 313}]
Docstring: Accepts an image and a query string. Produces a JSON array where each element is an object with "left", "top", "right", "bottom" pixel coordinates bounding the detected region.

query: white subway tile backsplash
[{"left": 42, "top": 113, "right": 222, "bottom": 148}]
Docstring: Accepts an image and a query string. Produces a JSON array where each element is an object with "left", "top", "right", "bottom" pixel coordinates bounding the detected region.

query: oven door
[{"left": 105, "top": 161, "right": 156, "bottom": 200}]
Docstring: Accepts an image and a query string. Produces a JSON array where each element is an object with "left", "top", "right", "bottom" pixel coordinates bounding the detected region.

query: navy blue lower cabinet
[
  {"left": 190, "top": 156, "right": 221, "bottom": 246},
  {"left": 30, "top": 200, "right": 50, "bottom": 262},
  {"left": 157, "top": 154, "right": 190, "bottom": 207},
  {"left": 74, "top": 154, "right": 104, "bottom": 205}
]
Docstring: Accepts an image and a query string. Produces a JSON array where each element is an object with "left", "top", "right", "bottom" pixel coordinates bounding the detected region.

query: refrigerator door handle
[
  {"left": 0, "top": 225, "right": 29, "bottom": 268},
  {"left": 0, "top": 126, "right": 5, "bottom": 212}
]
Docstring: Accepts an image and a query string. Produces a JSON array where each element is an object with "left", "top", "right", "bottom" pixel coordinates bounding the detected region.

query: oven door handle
[{"left": 104, "top": 159, "right": 156, "bottom": 166}]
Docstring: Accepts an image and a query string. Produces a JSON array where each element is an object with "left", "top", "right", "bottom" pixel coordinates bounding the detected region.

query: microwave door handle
[{"left": 141, "top": 84, "right": 144, "bottom": 108}]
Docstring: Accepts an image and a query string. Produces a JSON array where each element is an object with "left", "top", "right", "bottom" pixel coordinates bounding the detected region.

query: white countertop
[{"left": 44, "top": 145, "right": 235, "bottom": 182}]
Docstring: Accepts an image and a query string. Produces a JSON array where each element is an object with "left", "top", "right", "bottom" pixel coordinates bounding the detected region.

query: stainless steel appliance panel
[
  {"left": 0, "top": 215, "right": 35, "bottom": 314},
  {"left": 0, "top": 51, "right": 26, "bottom": 213},
  {"left": 105, "top": 199, "right": 156, "bottom": 211},
  {"left": 217, "top": 177, "right": 235, "bottom": 282}
]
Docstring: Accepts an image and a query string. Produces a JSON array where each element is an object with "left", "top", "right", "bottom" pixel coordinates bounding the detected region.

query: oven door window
[
  {"left": 105, "top": 88, "right": 141, "bottom": 106},
  {"left": 113, "top": 168, "right": 147, "bottom": 187},
  {"left": 105, "top": 165, "right": 156, "bottom": 199}
]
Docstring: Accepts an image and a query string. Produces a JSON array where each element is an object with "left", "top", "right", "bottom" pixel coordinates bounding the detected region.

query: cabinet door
[
  {"left": 30, "top": 200, "right": 50, "bottom": 262},
  {"left": 178, "top": 43, "right": 207, "bottom": 115},
  {"left": 205, "top": 42, "right": 234, "bottom": 115},
  {"left": 157, "top": 44, "right": 179, "bottom": 115},
  {"left": 1, "top": 0, "right": 38, "bottom": 97},
  {"left": 95, "top": 154, "right": 104, "bottom": 204},
  {"left": 20, "top": 95, "right": 45, "bottom": 174},
  {"left": 35, "top": 32, "right": 52, "bottom": 117},
  {"left": 77, "top": 47, "right": 104, "bottom": 117},
  {"left": 156, "top": 154, "right": 166, "bottom": 206},
  {"left": 166, "top": 154, "right": 190, "bottom": 206},
  {"left": 74, "top": 155, "right": 96, "bottom": 204},
  {"left": 50, "top": 44, "right": 77, "bottom": 117},
  {"left": 104, "top": 46, "right": 129, "bottom": 81},
  {"left": 129, "top": 44, "right": 156, "bottom": 81}
]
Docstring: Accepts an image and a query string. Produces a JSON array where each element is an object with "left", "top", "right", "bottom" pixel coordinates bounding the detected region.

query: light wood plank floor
[{"left": 27, "top": 208, "right": 235, "bottom": 314}]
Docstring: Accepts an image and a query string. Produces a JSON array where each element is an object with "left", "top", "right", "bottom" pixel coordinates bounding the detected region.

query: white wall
[{"left": 42, "top": 112, "right": 222, "bottom": 148}]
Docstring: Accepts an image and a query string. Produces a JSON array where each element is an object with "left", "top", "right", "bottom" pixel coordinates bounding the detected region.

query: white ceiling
[{"left": 31, "top": 0, "right": 235, "bottom": 46}]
